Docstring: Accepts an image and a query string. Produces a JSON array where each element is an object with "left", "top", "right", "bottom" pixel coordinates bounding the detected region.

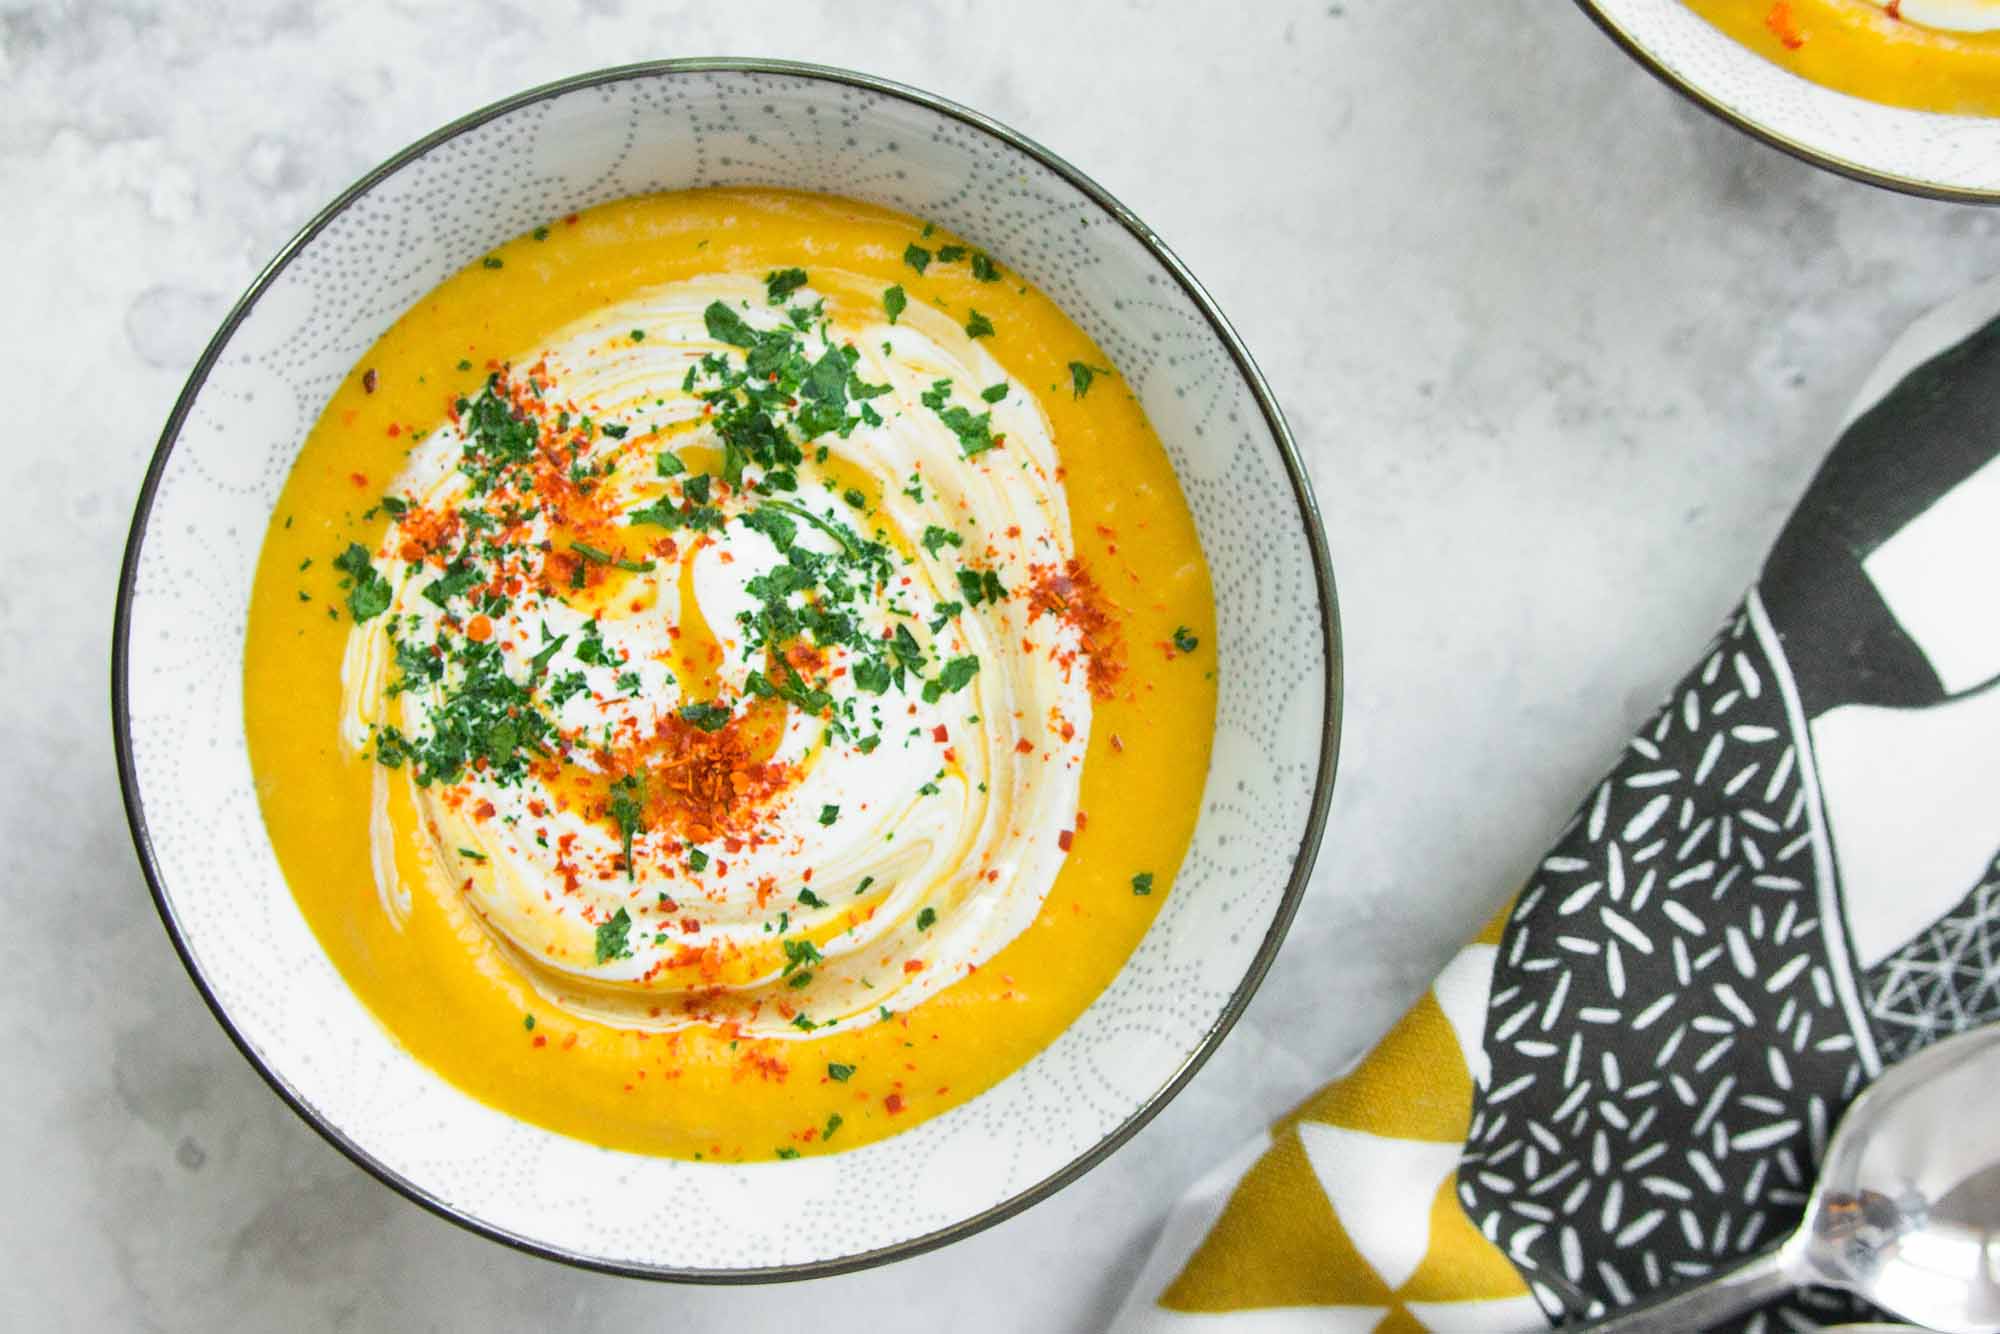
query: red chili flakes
[
  {"left": 395, "top": 503, "right": 462, "bottom": 563},
  {"left": 532, "top": 1034, "right": 547, "bottom": 1048},
  {"left": 883, "top": 1093, "right": 906, "bottom": 1115},
  {"left": 386, "top": 423, "right": 402, "bottom": 438},
  {"left": 1027, "top": 559, "right": 1127, "bottom": 701},
  {"left": 903, "top": 959, "right": 925, "bottom": 974},
  {"left": 1764, "top": 1, "right": 1805, "bottom": 48},
  {"left": 1057, "top": 829, "right": 1074, "bottom": 852},
  {"left": 473, "top": 800, "right": 496, "bottom": 820},
  {"left": 1015, "top": 738, "right": 1035, "bottom": 755},
  {"left": 931, "top": 725, "right": 949, "bottom": 744},
  {"left": 349, "top": 472, "right": 369, "bottom": 488},
  {"left": 361, "top": 368, "right": 378, "bottom": 394}
]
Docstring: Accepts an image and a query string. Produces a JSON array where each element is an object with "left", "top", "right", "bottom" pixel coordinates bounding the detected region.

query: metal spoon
[{"left": 1584, "top": 1024, "right": 2000, "bottom": 1333}]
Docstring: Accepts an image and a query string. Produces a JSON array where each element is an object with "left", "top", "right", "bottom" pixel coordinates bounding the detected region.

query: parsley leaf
[
  {"left": 1069, "top": 361, "right": 1111, "bottom": 399},
  {"left": 595, "top": 906, "right": 633, "bottom": 961},
  {"left": 703, "top": 300, "right": 758, "bottom": 348},
  {"left": 1132, "top": 871, "right": 1155, "bottom": 896},
  {"left": 765, "top": 267, "right": 809, "bottom": 305},
  {"left": 964, "top": 310, "right": 995, "bottom": 340},
  {"left": 980, "top": 382, "right": 1009, "bottom": 403},
  {"left": 679, "top": 700, "right": 733, "bottom": 732},
  {"left": 1172, "top": 626, "right": 1200, "bottom": 654},
  {"left": 827, "top": 1062, "right": 855, "bottom": 1082},
  {"left": 332, "top": 544, "right": 391, "bottom": 622},
  {"left": 883, "top": 284, "right": 907, "bottom": 325},
  {"left": 921, "top": 525, "right": 964, "bottom": 558},
  {"left": 608, "top": 776, "right": 646, "bottom": 881},
  {"left": 916, "top": 907, "right": 937, "bottom": 931},
  {"left": 970, "top": 252, "right": 1001, "bottom": 282},
  {"left": 903, "top": 243, "right": 931, "bottom": 275}
]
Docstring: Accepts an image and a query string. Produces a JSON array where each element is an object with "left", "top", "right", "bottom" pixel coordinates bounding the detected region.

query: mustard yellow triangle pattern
[
  {"left": 1283, "top": 991, "right": 1471, "bottom": 1143},
  {"left": 1161, "top": 1123, "right": 1396, "bottom": 1311},
  {"left": 1400, "top": 1170, "right": 1529, "bottom": 1303},
  {"left": 1160, "top": 896, "right": 1532, "bottom": 1326}
]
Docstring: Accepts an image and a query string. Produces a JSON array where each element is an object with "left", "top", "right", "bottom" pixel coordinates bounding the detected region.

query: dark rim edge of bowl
[
  {"left": 110, "top": 55, "right": 1343, "bottom": 1285},
  {"left": 1571, "top": 0, "right": 2000, "bottom": 205}
]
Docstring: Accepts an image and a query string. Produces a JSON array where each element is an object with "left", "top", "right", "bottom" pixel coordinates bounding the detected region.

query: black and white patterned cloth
[{"left": 1458, "top": 314, "right": 2000, "bottom": 1329}]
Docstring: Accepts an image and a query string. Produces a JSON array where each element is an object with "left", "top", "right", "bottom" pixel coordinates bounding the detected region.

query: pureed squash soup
[
  {"left": 244, "top": 189, "right": 1216, "bottom": 1162},
  {"left": 1686, "top": 0, "right": 2000, "bottom": 114}
]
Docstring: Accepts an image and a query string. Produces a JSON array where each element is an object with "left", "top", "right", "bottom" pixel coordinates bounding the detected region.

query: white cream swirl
[
  {"left": 339, "top": 274, "right": 1092, "bottom": 1038},
  {"left": 1862, "top": 0, "right": 2000, "bottom": 31}
]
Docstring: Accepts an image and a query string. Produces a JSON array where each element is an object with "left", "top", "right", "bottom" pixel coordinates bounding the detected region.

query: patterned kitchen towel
[{"left": 1113, "top": 287, "right": 2000, "bottom": 1334}]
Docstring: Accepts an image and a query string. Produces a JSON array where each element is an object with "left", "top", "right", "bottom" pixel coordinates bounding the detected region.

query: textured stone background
[{"left": 5, "top": 1, "right": 1996, "bottom": 1328}]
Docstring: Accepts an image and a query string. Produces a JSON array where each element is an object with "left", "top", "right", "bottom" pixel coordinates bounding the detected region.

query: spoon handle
[{"left": 1577, "top": 1244, "right": 1801, "bottom": 1332}]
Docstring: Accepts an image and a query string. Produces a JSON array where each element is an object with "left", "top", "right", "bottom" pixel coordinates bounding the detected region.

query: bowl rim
[
  {"left": 110, "top": 55, "right": 1344, "bottom": 1283},
  {"left": 1573, "top": 0, "right": 2000, "bottom": 205}
]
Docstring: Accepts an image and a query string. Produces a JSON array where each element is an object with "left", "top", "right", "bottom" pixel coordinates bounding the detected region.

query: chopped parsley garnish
[
  {"left": 688, "top": 846, "right": 710, "bottom": 872},
  {"left": 1132, "top": 872, "right": 1155, "bottom": 896},
  {"left": 523, "top": 1013, "right": 536, "bottom": 1030},
  {"left": 703, "top": 300, "right": 759, "bottom": 347},
  {"left": 571, "top": 541, "right": 655, "bottom": 574},
  {"left": 782, "top": 937, "right": 822, "bottom": 980},
  {"left": 823, "top": 1112, "right": 844, "bottom": 1141},
  {"left": 791, "top": 1013, "right": 817, "bottom": 1032},
  {"left": 332, "top": 544, "right": 392, "bottom": 622},
  {"left": 532, "top": 226, "right": 550, "bottom": 241},
  {"left": 776, "top": 1146, "right": 800, "bottom": 1159},
  {"left": 679, "top": 700, "right": 733, "bottom": 732},
  {"left": 818, "top": 804, "right": 839, "bottom": 826},
  {"left": 798, "top": 888, "right": 828, "bottom": 909},
  {"left": 574, "top": 619, "right": 614, "bottom": 667},
  {"left": 608, "top": 775, "right": 646, "bottom": 880},
  {"left": 594, "top": 906, "right": 633, "bottom": 961},
  {"left": 902, "top": 243, "right": 931, "bottom": 275},
  {"left": 936, "top": 244, "right": 967, "bottom": 263},
  {"left": 1172, "top": 626, "right": 1200, "bottom": 653},
  {"left": 1069, "top": 361, "right": 1111, "bottom": 399},
  {"left": 916, "top": 907, "right": 937, "bottom": 931},
  {"left": 765, "top": 267, "right": 809, "bottom": 305},
  {"left": 980, "top": 382, "right": 1009, "bottom": 403},
  {"left": 630, "top": 328, "right": 646, "bottom": 342},
  {"left": 918, "top": 382, "right": 998, "bottom": 458},
  {"left": 955, "top": 567, "right": 1007, "bottom": 606},
  {"left": 827, "top": 1062, "right": 855, "bottom": 1082},
  {"left": 481, "top": 256, "right": 503, "bottom": 270},
  {"left": 964, "top": 310, "right": 995, "bottom": 340},
  {"left": 655, "top": 450, "right": 686, "bottom": 477},
  {"left": 883, "top": 284, "right": 907, "bottom": 324},
  {"left": 970, "top": 253, "right": 1001, "bottom": 282},
  {"left": 921, "top": 525, "right": 963, "bottom": 557}
]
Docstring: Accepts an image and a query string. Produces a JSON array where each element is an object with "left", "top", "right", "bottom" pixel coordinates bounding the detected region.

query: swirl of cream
[
  {"left": 1859, "top": 0, "right": 2000, "bottom": 31},
  {"left": 340, "top": 274, "right": 1094, "bottom": 1038}
]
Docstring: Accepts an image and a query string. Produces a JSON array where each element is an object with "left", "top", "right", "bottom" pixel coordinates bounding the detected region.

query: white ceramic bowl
[
  {"left": 1577, "top": 0, "right": 2000, "bottom": 200},
  {"left": 113, "top": 59, "right": 1340, "bottom": 1279}
]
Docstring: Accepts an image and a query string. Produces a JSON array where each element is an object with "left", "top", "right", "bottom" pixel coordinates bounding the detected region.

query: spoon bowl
[{"left": 1591, "top": 1025, "right": 2000, "bottom": 1332}]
